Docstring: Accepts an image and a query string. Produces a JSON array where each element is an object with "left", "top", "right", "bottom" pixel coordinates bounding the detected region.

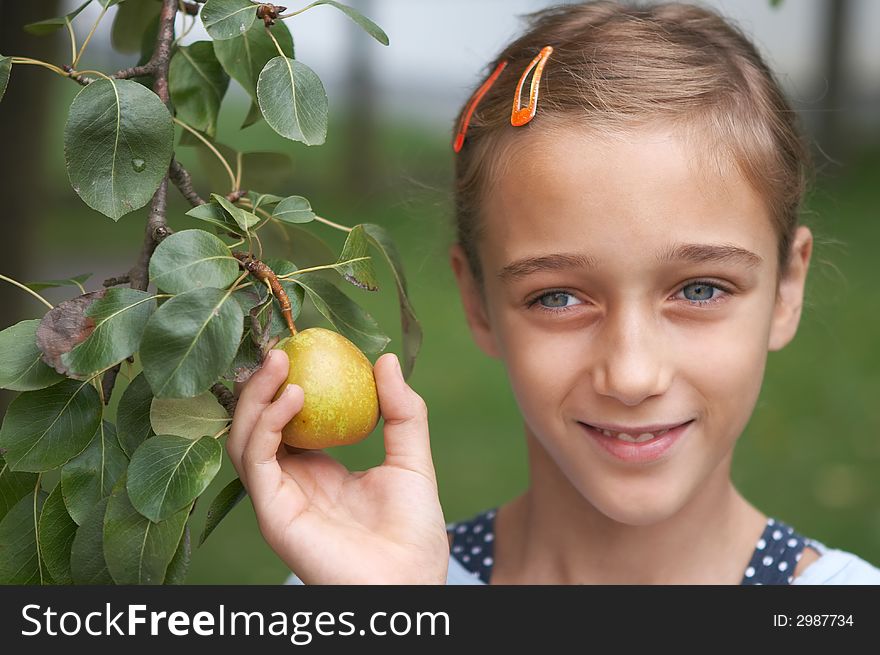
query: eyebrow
[{"left": 497, "top": 242, "right": 764, "bottom": 281}]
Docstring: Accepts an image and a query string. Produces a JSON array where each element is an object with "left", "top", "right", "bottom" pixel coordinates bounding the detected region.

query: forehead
[{"left": 480, "top": 124, "right": 775, "bottom": 277}]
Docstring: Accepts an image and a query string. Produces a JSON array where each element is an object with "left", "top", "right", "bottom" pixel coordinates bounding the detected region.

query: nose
[{"left": 591, "top": 304, "right": 673, "bottom": 407}]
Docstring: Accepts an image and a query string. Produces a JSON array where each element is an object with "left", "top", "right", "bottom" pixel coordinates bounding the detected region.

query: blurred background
[{"left": 1, "top": 0, "right": 878, "bottom": 583}]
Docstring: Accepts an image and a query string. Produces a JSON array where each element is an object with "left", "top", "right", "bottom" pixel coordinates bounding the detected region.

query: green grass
[{"left": 9, "top": 87, "right": 880, "bottom": 582}]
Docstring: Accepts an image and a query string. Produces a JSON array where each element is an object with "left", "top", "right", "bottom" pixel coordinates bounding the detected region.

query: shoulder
[
  {"left": 445, "top": 508, "right": 496, "bottom": 585},
  {"left": 792, "top": 539, "right": 880, "bottom": 585}
]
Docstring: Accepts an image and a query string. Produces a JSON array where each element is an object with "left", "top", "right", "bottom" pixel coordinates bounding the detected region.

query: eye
[
  {"left": 527, "top": 290, "right": 584, "bottom": 315},
  {"left": 674, "top": 280, "right": 733, "bottom": 307}
]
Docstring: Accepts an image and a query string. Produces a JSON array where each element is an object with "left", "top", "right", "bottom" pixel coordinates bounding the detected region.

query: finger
[
  {"left": 374, "top": 353, "right": 436, "bottom": 482},
  {"left": 243, "top": 382, "right": 306, "bottom": 503},
  {"left": 227, "top": 348, "right": 289, "bottom": 477}
]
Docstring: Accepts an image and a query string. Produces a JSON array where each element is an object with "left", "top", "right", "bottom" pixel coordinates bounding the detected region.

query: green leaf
[
  {"left": 149, "top": 229, "right": 240, "bottom": 295},
  {"left": 0, "top": 319, "right": 65, "bottom": 391},
  {"left": 38, "top": 484, "right": 78, "bottom": 584},
  {"left": 257, "top": 56, "right": 328, "bottom": 145},
  {"left": 61, "top": 420, "right": 128, "bottom": 526},
  {"left": 363, "top": 223, "right": 423, "bottom": 379},
  {"left": 112, "top": 0, "right": 162, "bottom": 53},
  {"left": 140, "top": 287, "right": 244, "bottom": 398},
  {"left": 185, "top": 202, "right": 243, "bottom": 235},
  {"left": 169, "top": 41, "right": 229, "bottom": 138},
  {"left": 223, "top": 326, "right": 263, "bottom": 382},
  {"left": 0, "top": 379, "right": 102, "bottom": 472},
  {"left": 60, "top": 288, "right": 157, "bottom": 378},
  {"left": 127, "top": 435, "right": 222, "bottom": 522},
  {"left": 336, "top": 225, "right": 379, "bottom": 291},
  {"left": 150, "top": 392, "right": 229, "bottom": 439},
  {"left": 212, "top": 194, "right": 260, "bottom": 232},
  {"left": 1, "top": 56, "right": 13, "bottom": 103},
  {"left": 201, "top": 0, "right": 258, "bottom": 40},
  {"left": 104, "top": 476, "right": 190, "bottom": 584},
  {"left": 165, "top": 524, "right": 191, "bottom": 584},
  {"left": 272, "top": 195, "right": 315, "bottom": 224},
  {"left": 307, "top": 0, "right": 389, "bottom": 46},
  {"left": 0, "top": 454, "right": 37, "bottom": 522},
  {"left": 69, "top": 497, "right": 112, "bottom": 584},
  {"left": 199, "top": 477, "right": 246, "bottom": 546},
  {"left": 213, "top": 19, "right": 293, "bottom": 110},
  {"left": 291, "top": 273, "right": 390, "bottom": 355},
  {"left": 0, "top": 491, "right": 47, "bottom": 584},
  {"left": 248, "top": 192, "right": 284, "bottom": 212},
  {"left": 64, "top": 79, "right": 174, "bottom": 220},
  {"left": 23, "top": 272, "right": 92, "bottom": 292},
  {"left": 23, "top": 1, "right": 91, "bottom": 36},
  {"left": 116, "top": 372, "right": 155, "bottom": 458}
]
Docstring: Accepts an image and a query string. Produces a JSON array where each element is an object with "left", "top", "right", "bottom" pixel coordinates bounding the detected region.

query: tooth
[{"left": 614, "top": 432, "right": 656, "bottom": 443}]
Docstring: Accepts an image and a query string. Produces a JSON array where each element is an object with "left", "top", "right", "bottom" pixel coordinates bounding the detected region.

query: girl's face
[{"left": 450, "top": 124, "right": 813, "bottom": 526}]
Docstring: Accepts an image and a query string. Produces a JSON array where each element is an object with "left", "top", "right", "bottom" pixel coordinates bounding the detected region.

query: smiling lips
[
  {"left": 580, "top": 420, "right": 694, "bottom": 442},
  {"left": 579, "top": 420, "right": 694, "bottom": 463}
]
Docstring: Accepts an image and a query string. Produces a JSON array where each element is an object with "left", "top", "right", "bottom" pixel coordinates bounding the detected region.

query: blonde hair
[{"left": 453, "top": 1, "right": 814, "bottom": 293}]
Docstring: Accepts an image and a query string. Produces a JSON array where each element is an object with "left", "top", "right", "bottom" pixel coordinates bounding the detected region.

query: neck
[{"left": 494, "top": 424, "right": 766, "bottom": 584}]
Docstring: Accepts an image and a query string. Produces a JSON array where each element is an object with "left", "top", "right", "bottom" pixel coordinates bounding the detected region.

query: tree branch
[
  {"left": 103, "top": 0, "right": 180, "bottom": 405},
  {"left": 169, "top": 158, "right": 206, "bottom": 206},
  {"left": 127, "top": 0, "right": 177, "bottom": 293},
  {"left": 60, "top": 64, "right": 95, "bottom": 86},
  {"left": 103, "top": 274, "right": 130, "bottom": 287},
  {"left": 112, "top": 64, "right": 153, "bottom": 79},
  {"left": 211, "top": 382, "right": 238, "bottom": 417}
]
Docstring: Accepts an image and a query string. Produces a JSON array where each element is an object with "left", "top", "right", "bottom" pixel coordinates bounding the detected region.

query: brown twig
[
  {"left": 232, "top": 251, "right": 298, "bottom": 337},
  {"left": 211, "top": 382, "right": 237, "bottom": 417},
  {"left": 103, "top": 274, "right": 131, "bottom": 287},
  {"left": 112, "top": 64, "right": 153, "bottom": 79},
  {"left": 60, "top": 64, "right": 95, "bottom": 86},
  {"left": 169, "top": 158, "right": 206, "bottom": 207},
  {"left": 226, "top": 189, "right": 248, "bottom": 204}
]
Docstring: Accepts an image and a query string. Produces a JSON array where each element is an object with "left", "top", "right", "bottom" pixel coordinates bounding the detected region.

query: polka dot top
[{"left": 446, "top": 509, "right": 821, "bottom": 585}]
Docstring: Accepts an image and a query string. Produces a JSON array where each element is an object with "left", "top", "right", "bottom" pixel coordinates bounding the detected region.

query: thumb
[{"left": 374, "top": 353, "right": 435, "bottom": 482}]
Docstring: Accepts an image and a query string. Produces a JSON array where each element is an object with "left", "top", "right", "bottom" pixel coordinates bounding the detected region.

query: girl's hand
[{"left": 226, "top": 349, "right": 449, "bottom": 584}]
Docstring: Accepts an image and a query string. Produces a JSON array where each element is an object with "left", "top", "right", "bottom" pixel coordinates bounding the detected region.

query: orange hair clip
[
  {"left": 453, "top": 60, "right": 508, "bottom": 153},
  {"left": 510, "top": 45, "right": 554, "bottom": 127}
]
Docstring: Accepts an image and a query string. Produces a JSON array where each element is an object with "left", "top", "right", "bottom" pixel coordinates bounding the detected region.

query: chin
[{"left": 578, "top": 479, "right": 686, "bottom": 527}]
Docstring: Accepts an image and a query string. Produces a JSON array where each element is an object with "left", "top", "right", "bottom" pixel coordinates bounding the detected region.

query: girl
[{"left": 226, "top": 1, "right": 880, "bottom": 584}]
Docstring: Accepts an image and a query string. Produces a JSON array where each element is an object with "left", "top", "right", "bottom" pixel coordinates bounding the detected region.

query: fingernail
[
  {"left": 265, "top": 349, "right": 275, "bottom": 364},
  {"left": 394, "top": 354, "right": 402, "bottom": 376},
  {"left": 284, "top": 384, "right": 299, "bottom": 396}
]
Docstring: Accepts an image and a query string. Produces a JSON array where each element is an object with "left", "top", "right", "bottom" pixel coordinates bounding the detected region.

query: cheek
[
  {"left": 495, "top": 313, "right": 588, "bottom": 422},
  {"left": 671, "top": 302, "right": 772, "bottom": 424}
]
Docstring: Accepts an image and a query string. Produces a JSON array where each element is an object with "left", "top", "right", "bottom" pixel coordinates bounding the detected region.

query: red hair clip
[
  {"left": 453, "top": 60, "right": 508, "bottom": 153},
  {"left": 511, "top": 45, "right": 553, "bottom": 127}
]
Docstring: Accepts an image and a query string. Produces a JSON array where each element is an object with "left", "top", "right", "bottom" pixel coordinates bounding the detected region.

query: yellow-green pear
[{"left": 271, "top": 327, "right": 380, "bottom": 449}]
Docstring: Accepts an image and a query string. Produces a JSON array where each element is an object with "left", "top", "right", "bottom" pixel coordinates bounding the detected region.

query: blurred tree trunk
[
  {"left": 343, "top": 0, "right": 379, "bottom": 197},
  {"left": 817, "top": 0, "right": 850, "bottom": 153},
  {"left": 0, "top": 1, "right": 60, "bottom": 416}
]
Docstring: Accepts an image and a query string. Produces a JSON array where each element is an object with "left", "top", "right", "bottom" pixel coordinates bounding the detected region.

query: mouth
[
  {"left": 578, "top": 420, "right": 693, "bottom": 442},
  {"left": 578, "top": 419, "right": 694, "bottom": 463}
]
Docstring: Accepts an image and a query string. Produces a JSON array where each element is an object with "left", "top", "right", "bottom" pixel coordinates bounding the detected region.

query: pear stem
[{"left": 232, "top": 251, "right": 298, "bottom": 337}]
